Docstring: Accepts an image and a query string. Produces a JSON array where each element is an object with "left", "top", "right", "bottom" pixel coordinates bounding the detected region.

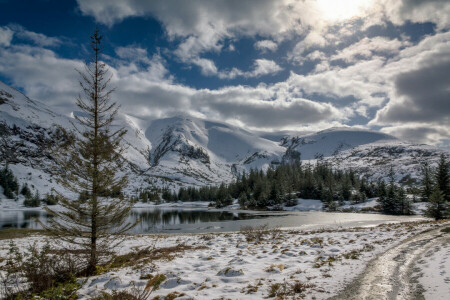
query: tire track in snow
[{"left": 329, "top": 225, "right": 450, "bottom": 300}]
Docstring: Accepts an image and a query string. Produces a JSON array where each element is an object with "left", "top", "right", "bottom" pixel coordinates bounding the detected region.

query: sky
[{"left": 0, "top": 0, "right": 449, "bottom": 149}]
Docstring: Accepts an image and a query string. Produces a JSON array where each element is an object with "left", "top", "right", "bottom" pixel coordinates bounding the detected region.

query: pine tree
[
  {"left": 42, "top": 29, "right": 136, "bottom": 275},
  {"left": 420, "top": 162, "right": 433, "bottom": 201},
  {"left": 395, "top": 187, "right": 413, "bottom": 215},
  {"left": 238, "top": 192, "right": 248, "bottom": 208},
  {"left": 426, "top": 185, "right": 448, "bottom": 220},
  {"left": 435, "top": 154, "right": 450, "bottom": 202}
]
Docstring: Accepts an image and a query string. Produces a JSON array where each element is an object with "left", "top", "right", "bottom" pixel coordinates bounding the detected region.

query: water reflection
[
  {"left": 0, "top": 207, "right": 261, "bottom": 233},
  {"left": 0, "top": 210, "right": 51, "bottom": 229},
  {"left": 0, "top": 207, "right": 425, "bottom": 234}
]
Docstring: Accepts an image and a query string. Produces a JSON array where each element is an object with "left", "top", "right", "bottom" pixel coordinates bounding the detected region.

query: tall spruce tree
[
  {"left": 435, "top": 154, "right": 450, "bottom": 202},
  {"left": 420, "top": 162, "right": 433, "bottom": 201},
  {"left": 426, "top": 185, "right": 448, "bottom": 220},
  {"left": 43, "top": 29, "right": 136, "bottom": 275}
]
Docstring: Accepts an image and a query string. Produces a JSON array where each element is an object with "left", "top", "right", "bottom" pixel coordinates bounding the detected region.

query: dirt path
[{"left": 329, "top": 225, "right": 450, "bottom": 300}]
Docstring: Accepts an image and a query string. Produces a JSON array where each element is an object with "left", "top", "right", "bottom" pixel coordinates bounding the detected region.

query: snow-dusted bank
[{"left": 1, "top": 221, "right": 448, "bottom": 299}]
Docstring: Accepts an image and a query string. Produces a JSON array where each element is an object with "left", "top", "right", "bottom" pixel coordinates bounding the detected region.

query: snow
[
  {"left": 416, "top": 234, "right": 450, "bottom": 299},
  {"left": 286, "top": 127, "right": 398, "bottom": 160},
  {"left": 282, "top": 199, "right": 324, "bottom": 211},
  {"left": 341, "top": 198, "right": 379, "bottom": 211},
  {"left": 1, "top": 221, "right": 447, "bottom": 299},
  {"left": 413, "top": 202, "right": 428, "bottom": 215}
]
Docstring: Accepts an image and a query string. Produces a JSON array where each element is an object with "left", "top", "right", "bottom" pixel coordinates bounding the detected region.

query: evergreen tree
[
  {"left": 238, "top": 192, "right": 248, "bottom": 208},
  {"left": 20, "top": 183, "right": 31, "bottom": 198},
  {"left": 420, "top": 162, "right": 433, "bottom": 201},
  {"left": 24, "top": 190, "right": 41, "bottom": 207},
  {"left": 0, "top": 166, "right": 19, "bottom": 199},
  {"left": 435, "top": 154, "right": 450, "bottom": 202},
  {"left": 42, "top": 30, "right": 136, "bottom": 275},
  {"left": 395, "top": 187, "right": 413, "bottom": 215},
  {"left": 426, "top": 185, "right": 449, "bottom": 220},
  {"left": 379, "top": 169, "right": 397, "bottom": 214}
]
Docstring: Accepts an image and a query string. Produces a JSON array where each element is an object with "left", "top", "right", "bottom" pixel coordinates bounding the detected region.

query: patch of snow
[{"left": 283, "top": 198, "right": 324, "bottom": 211}]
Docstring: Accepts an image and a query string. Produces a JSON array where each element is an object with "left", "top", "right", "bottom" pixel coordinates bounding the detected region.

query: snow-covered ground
[
  {"left": 282, "top": 199, "right": 324, "bottom": 211},
  {"left": 1, "top": 221, "right": 447, "bottom": 299},
  {"left": 416, "top": 230, "right": 450, "bottom": 299}
]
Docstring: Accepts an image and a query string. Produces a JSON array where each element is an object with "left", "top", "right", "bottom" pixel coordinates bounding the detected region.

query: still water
[{"left": 0, "top": 207, "right": 425, "bottom": 234}]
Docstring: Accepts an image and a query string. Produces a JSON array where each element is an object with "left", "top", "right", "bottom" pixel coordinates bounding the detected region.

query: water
[{"left": 0, "top": 207, "right": 425, "bottom": 234}]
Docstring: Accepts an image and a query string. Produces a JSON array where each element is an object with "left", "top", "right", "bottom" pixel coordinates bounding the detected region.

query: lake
[{"left": 0, "top": 207, "right": 426, "bottom": 234}]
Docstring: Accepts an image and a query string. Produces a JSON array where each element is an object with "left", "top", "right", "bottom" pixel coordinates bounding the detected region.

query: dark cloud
[{"left": 377, "top": 59, "right": 450, "bottom": 124}]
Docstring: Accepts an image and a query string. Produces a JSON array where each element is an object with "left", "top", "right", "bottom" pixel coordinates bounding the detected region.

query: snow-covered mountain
[
  {"left": 143, "top": 116, "right": 285, "bottom": 184},
  {"left": 0, "top": 81, "right": 448, "bottom": 196}
]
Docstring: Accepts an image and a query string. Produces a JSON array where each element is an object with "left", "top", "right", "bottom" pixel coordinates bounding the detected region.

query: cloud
[
  {"left": 7, "top": 24, "right": 62, "bottom": 47},
  {"left": 381, "top": 124, "right": 450, "bottom": 147},
  {"left": 76, "top": 0, "right": 450, "bottom": 81},
  {"left": 331, "top": 37, "right": 409, "bottom": 63},
  {"left": 0, "top": 26, "right": 13, "bottom": 47},
  {"left": 381, "top": 0, "right": 450, "bottom": 30},
  {"left": 288, "top": 31, "right": 330, "bottom": 63},
  {"left": 254, "top": 40, "right": 278, "bottom": 52},
  {"left": 370, "top": 31, "right": 450, "bottom": 126},
  {"left": 0, "top": 45, "right": 83, "bottom": 109},
  {"left": 373, "top": 58, "right": 450, "bottom": 124},
  {"left": 0, "top": 39, "right": 341, "bottom": 131},
  {"left": 218, "top": 59, "right": 283, "bottom": 79}
]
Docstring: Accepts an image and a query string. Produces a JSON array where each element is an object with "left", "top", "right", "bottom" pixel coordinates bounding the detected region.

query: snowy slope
[
  {"left": 0, "top": 81, "right": 156, "bottom": 197},
  {"left": 143, "top": 116, "right": 285, "bottom": 184},
  {"left": 282, "top": 127, "right": 398, "bottom": 160}
]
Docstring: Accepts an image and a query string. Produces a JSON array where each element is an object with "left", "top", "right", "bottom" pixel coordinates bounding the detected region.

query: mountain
[
  {"left": 143, "top": 116, "right": 285, "bottom": 184},
  {"left": 281, "top": 128, "right": 446, "bottom": 183},
  {"left": 0, "top": 81, "right": 448, "bottom": 196}
]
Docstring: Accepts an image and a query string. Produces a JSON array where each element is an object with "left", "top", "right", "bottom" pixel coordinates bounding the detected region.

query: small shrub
[
  {"left": 36, "top": 277, "right": 80, "bottom": 300},
  {"left": 240, "top": 224, "right": 269, "bottom": 242},
  {"left": 43, "top": 193, "right": 60, "bottom": 205},
  {"left": 23, "top": 190, "right": 41, "bottom": 207},
  {"left": 267, "top": 279, "right": 315, "bottom": 298},
  {"left": 0, "top": 242, "right": 83, "bottom": 299}
]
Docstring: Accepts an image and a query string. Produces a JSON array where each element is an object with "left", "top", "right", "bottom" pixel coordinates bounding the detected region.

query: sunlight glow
[{"left": 315, "top": 0, "right": 375, "bottom": 23}]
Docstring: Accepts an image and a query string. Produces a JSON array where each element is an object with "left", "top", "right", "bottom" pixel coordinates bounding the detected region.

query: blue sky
[{"left": 0, "top": 0, "right": 449, "bottom": 148}]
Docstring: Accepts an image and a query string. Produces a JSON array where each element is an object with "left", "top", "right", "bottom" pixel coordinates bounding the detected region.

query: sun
[{"left": 315, "top": 0, "right": 375, "bottom": 23}]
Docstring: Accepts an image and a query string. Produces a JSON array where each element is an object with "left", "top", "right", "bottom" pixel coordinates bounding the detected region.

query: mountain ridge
[{"left": 0, "top": 81, "right": 448, "bottom": 196}]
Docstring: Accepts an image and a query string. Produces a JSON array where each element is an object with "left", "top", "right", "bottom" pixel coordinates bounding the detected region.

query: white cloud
[
  {"left": 288, "top": 31, "right": 330, "bottom": 63},
  {"left": 381, "top": 0, "right": 450, "bottom": 30},
  {"left": 0, "top": 27, "right": 13, "bottom": 47},
  {"left": 331, "top": 37, "right": 409, "bottom": 63},
  {"left": 254, "top": 40, "right": 278, "bottom": 52},
  {"left": 7, "top": 24, "right": 61, "bottom": 47},
  {"left": 0, "top": 41, "right": 341, "bottom": 131},
  {"left": 381, "top": 124, "right": 450, "bottom": 147},
  {"left": 218, "top": 59, "right": 283, "bottom": 79},
  {"left": 76, "top": 0, "right": 450, "bottom": 82}
]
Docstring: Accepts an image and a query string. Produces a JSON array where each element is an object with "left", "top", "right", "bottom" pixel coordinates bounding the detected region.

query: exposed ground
[{"left": 330, "top": 224, "right": 450, "bottom": 300}]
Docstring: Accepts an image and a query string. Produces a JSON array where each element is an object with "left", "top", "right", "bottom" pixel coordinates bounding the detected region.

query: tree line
[{"left": 157, "top": 155, "right": 449, "bottom": 218}]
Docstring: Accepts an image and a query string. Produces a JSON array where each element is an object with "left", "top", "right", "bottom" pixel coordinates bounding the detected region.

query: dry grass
[
  {"left": 105, "top": 244, "right": 208, "bottom": 270},
  {"left": 0, "top": 228, "right": 44, "bottom": 240},
  {"left": 240, "top": 224, "right": 282, "bottom": 242},
  {"left": 268, "top": 279, "right": 315, "bottom": 298}
]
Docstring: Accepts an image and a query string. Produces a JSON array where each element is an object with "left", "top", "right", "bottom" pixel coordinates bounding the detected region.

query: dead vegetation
[
  {"left": 0, "top": 228, "right": 45, "bottom": 240},
  {"left": 268, "top": 279, "right": 315, "bottom": 299},
  {"left": 240, "top": 224, "right": 282, "bottom": 242},
  {"left": 104, "top": 244, "right": 208, "bottom": 271}
]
